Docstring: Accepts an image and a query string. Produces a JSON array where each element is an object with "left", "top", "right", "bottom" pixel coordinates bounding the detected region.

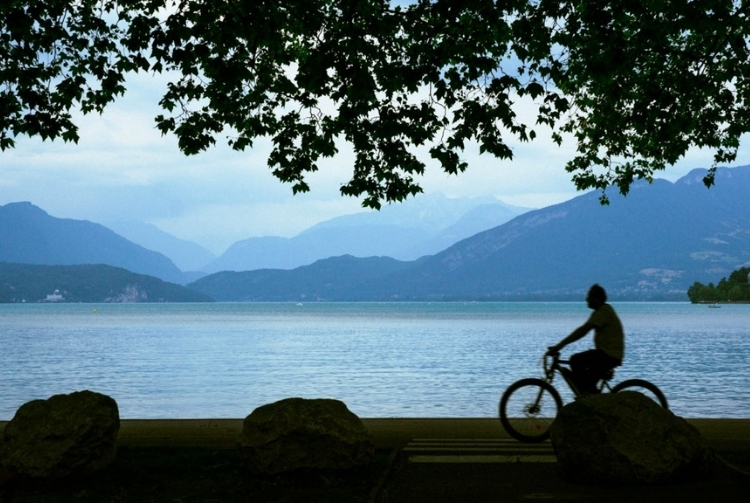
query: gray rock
[
  {"left": 0, "top": 390, "right": 120, "bottom": 478},
  {"left": 238, "top": 397, "right": 375, "bottom": 475},
  {"left": 549, "top": 391, "right": 716, "bottom": 484}
]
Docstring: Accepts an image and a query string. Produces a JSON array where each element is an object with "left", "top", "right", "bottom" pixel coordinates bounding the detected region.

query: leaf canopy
[{"left": 2, "top": 0, "right": 748, "bottom": 207}]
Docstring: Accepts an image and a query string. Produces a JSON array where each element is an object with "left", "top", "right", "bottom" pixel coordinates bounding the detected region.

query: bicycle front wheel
[
  {"left": 610, "top": 379, "right": 669, "bottom": 409},
  {"left": 499, "top": 378, "right": 563, "bottom": 443}
]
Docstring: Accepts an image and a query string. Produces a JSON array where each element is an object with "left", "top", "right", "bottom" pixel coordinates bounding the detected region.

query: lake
[{"left": 1, "top": 302, "right": 748, "bottom": 419}]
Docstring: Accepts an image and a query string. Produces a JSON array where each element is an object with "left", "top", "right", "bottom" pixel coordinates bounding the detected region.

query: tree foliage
[
  {"left": 544, "top": 0, "right": 750, "bottom": 200},
  {"left": 687, "top": 266, "right": 750, "bottom": 303},
  {"left": 3, "top": 0, "right": 749, "bottom": 207},
  {"left": 0, "top": 0, "right": 150, "bottom": 148}
]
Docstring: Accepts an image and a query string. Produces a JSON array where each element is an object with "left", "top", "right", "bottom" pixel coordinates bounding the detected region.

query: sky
[{"left": 1, "top": 70, "right": 746, "bottom": 255}]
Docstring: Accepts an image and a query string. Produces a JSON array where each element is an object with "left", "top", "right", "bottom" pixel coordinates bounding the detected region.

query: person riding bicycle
[{"left": 546, "top": 284, "right": 624, "bottom": 395}]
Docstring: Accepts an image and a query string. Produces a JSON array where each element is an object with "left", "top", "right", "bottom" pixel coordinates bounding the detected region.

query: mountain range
[
  {"left": 2, "top": 166, "right": 749, "bottom": 302},
  {"left": 0, "top": 194, "right": 529, "bottom": 282},
  {"left": 187, "top": 166, "right": 750, "bottom": 301},
  {"left": 0, "top": 193, "right": 529, "bottom": 289},
  {"left": 0, "top": 202, "right": 186, "bottom": 284},
  {"left": 200, "top": 194, "right": 529, "bottom": 272},
  {"left": 105, "top": 219, "right": 217, "bottom": 273}
]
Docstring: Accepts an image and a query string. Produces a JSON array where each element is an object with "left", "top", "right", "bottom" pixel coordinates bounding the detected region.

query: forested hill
[
  {"left": 0, "top": 263, "right": 214, "bottom": 303},
  {"left": 687, "top": 267, "right": 750, "bottom": 303}
]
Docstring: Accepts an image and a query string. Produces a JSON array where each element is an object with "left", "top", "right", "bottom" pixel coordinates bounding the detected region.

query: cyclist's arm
[{"left": 549, "top": 322, "right": 596, "bottom": 353}]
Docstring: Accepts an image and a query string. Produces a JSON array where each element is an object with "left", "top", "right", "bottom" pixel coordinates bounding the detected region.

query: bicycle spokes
[{"left": 499, "top": 378, "right": 563, "bottom": 443}]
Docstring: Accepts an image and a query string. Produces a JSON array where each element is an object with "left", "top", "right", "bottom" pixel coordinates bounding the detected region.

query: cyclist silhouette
[{"left": 547, "top": 284, "right": 624, "bottom": 395}]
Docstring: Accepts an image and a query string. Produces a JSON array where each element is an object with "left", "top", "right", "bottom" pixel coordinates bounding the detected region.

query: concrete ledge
[{"left": 3, "top": 418, "right": 748, "bottom": 451}]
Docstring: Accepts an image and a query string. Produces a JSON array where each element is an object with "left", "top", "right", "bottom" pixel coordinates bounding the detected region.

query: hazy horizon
[{"left": 2, "top": 71, "right": 747, "bottom": 254}]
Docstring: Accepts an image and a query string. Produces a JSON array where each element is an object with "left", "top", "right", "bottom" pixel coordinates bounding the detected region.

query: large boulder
[
  {"left": 0, "top": 390, "right": 120, "bottom": 478},
  {"left": 549, "top": 391, "right": 716, "bottom": 484},
  {"left": 238, "top": 397, "right": 375, "bottom": 475}
]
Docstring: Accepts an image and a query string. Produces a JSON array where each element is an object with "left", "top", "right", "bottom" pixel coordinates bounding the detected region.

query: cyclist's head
[{"left": 587, "top": 284, "right": 607, "bottom": 306}]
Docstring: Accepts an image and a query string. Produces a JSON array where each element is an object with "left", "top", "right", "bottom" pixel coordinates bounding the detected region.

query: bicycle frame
[
  {"left": 499, "top": 352, "right": 668, "bottom": 442},
  {"left": 542, "top": 353, "right": 613, "bottom": 398}
]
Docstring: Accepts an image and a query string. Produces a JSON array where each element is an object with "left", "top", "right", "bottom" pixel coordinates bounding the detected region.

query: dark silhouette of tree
[{"left": 3, "top": 0, "right": 749, "bottom": 207}]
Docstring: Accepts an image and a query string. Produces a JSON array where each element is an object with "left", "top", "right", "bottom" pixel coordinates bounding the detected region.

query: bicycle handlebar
[
  {"left": 543, "top": 350, "right": 570, "bottom": 376},
  {"left": 543, "top": 351, "right": 557, "bottom": 375}
]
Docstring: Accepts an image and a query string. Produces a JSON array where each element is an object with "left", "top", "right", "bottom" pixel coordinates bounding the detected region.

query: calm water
[{"left": 1, "top": 302, "right": 748, "bottom": 420}]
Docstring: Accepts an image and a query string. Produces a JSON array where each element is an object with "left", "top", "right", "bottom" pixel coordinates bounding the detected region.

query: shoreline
[{"left": 2, "top": 418, "right": 748, "bottom": 451}]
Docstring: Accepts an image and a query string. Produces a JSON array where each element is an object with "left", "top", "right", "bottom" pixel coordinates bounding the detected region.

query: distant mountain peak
[
  {"left": 677, "top": 165, "right": 750, "bottom": 187},
  {"left": 0, "top": 202, "right": 186, "bottom": 284},
  {"left": 105, "top": 219, "right": 216, "bottom": 272},
  {"left": 201, "top": 192, "right": 531, "bottom": 273}
]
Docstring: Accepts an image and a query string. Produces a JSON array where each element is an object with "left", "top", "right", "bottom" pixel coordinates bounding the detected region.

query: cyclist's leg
[
  {"left": 569, "top": 350, "right": 600, "bottom": 394},
  {"left": 570, "top": 350, "right": 619, "bottom": 395}
]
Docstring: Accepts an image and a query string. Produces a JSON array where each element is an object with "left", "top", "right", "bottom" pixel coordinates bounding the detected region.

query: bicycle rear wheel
[
  {"left": 610, "top": 379, "right": 669, "bottom": 409},
  {"left": 499, "top": 378, "right": 563, "bottom": 443}
]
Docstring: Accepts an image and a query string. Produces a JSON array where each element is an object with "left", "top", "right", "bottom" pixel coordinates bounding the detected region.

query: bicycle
[{"left": 499, "top": 351, "right": 668, "bottom": 443}]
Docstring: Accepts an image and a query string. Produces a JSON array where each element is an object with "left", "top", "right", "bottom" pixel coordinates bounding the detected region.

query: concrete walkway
[
  {"left": 110, "top": 418, "right": 749, "bottom": 503},
  {"left": 2, "top": 417, "right": 748, "bottom": 453},
  {"left": 2, "top": 418, "right": 748, "bottom": 502},
  {"left": 103, "top": 417, "right": 750, "bottom": 451}
]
